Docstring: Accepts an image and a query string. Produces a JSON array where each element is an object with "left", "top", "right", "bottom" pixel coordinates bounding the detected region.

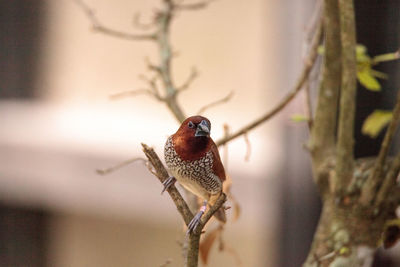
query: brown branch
[
  {"left": 178, "top": 67, "right": 198, "bottom": 92},
  {"left": 216, "top": 18, "right": 322, "bottom": 147},
  {"left": 142, "top": 143, "right": 226, "bottom": 267},
  {"left": 141, "top": 143, "right": 193, "bottom": 225},
  {"left": 375, "top": 151, "right": 400, "bottom": 207},
  {"left": 175, "top": 0, "right": 215, "bottom": 10},
  {"left": 74, "top": 0, "right": 156, "bottom": 41},
  {"left": 197, "top": 91, "right": 234, "bottom": 115},
  {"left": 243, "top": 132, "right": 251, "bottom": 161},
  {"left": 109, "top": 88, "right": 161, "bottom": 100},
  {"left": 96, "top": 157, "right": 147, "bottom": 175},
  {"left": 368, "top": 90, "right": 400, "bottom": 206},
  {"left": 334, "top": 0, "right": 357, "bottom": 193},
  {"left": 310, "top": 0, "right": 341, "bottom": 188}
]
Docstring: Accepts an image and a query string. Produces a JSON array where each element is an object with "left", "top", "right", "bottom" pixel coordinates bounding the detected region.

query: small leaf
[
  {"left": 357, "top": 70, "right": 381, "bottom": 91},
  {"left": 356, "top": 44, "right": 370, "bottom": 63},
  {"left": 361, "top": 110, "right": 393, "bottom": 138},
  {"left": 291, "top": 114, "right": 309, "bottom": 123}
]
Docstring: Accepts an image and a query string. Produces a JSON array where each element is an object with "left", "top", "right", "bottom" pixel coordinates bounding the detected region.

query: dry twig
[
  {"left": 197, "top": 91, "right": 234, "bottom": 115},
  {"left": 96, "top": 157, "right": 147, "bottom": 175},
  {"left": 216, "top": 17, "right": 323, "bottom": 147}
]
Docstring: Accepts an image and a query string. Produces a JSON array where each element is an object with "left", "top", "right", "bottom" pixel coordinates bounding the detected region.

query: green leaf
[
  {"left": 372, "top": 51, "right": 400, "bottom": 64},
  {"left": 290, "top": 114, "right": 309, "bottom": 123},
  {"left": 362, "top": 110, "right": 393, "bottom": 138},
  {"left": 357, "top": 70, "right": 381, "bottom": 91},
  {"left": 356, "top": 44, "right": 370, "bottom": 63}
]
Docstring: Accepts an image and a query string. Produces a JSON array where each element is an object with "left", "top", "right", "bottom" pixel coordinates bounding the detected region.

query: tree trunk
[{"left": 303, "top": 195, "right": 390, "bottom": 267}]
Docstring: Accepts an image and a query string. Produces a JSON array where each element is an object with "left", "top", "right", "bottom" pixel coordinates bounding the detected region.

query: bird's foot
[
  {"left": 161, "top": 176, "right": 176, "bottom": 194},
  {"left": 186, "top": 201, "right": 207, "bottom": 235}
]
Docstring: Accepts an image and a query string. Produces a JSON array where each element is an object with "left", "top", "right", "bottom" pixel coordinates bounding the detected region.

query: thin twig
[
  {"left": 109, "top": 88, "right": 161, "bottom": 100},
  {"left": 369, "top": 90, "right": 400, "bottom": 206},
  {"left": 243, "top": 132, "right": 251, "bottom": 162},
  {"left": 335, "top": 0, "right": 357, "bottom": 193},
  {"left": 197, "top": 91, "right": 234, "bottom": 115},
  {"left": 303, "top": 81, "right": 313, "bottom": 129},
  {"left": 216, "top": 18, "right": 323, "bottom": 147},
  {"left": 96, "top": 157, "right": 147, "bottom": 175},
  {"left": 175, "top": 0, "right": 215, "bottom": 10},
  {"left": 74, "top": 0, "right": 156, "bottom": 41},
  {"left": 375, "top": 151, "right": 400, "bottom": 207},
  {"left": 178, "top": 67, "right": 198, "bottom": 92}
]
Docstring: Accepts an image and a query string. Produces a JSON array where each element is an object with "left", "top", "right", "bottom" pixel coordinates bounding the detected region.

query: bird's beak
[{"left": 195, "top": 120, "right": 210, "bottom": 137}]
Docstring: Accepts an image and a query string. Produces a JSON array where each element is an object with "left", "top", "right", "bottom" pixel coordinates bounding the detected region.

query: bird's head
[
  {"left": 172, "top": 116, "right": 212, "bottom": 157},
  {"left": 177, "top": 115, "right": 211, "bottom": 138}
]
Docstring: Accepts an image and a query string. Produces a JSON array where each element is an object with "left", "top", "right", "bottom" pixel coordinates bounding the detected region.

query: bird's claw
[
  {"left": 186, "top": 210, "right": 204, "bottom": 235},
  {"left": 161, "top": 176, "right": 176, "bottom": 194}
]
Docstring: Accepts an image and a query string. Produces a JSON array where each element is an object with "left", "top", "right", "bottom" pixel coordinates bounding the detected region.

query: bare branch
[
  {"left": 178, "top": 67, "right": 198, "bottom": 92},
  {"left": 375, "top": 151, "right": 400, "bottom": 207},
  {"left": 109, "top": 88, "right": 161, "bottom": 100},
  {"left": 141, "top": 143, "right": 194, "bottom": 225},
  {"left": 310, "top": 0, "right": 340, "bottom": 189},
  {"left": 216, "top": 18, "right": 323, "bottom": 147},
  {"left": 96, "top": 157, "right": 147, "bottom": 175},
  {"left": 197, "top": 91, "right": 234, "bottom": 115},
  {"left": 334, "top": 0, "right": 357, "bottom": 193},
  {"left": 303, "top": 81, "right": 313, "bottom": 129},
  {"left": 243, "top": 132, "right": 251, "bottom": 162},
  {"left": 175, "top": 0, "right": 215, "bottom": 10},
  {"left": 74, "top": 0, "right": 156, "bottom": 41},
  {"left": 367, "top": 90, "right": 400, "bottom": 206}
]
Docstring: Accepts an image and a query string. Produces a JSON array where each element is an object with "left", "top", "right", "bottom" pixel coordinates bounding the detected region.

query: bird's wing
[{"left": 210, "top": 140, "right": 226, "bottom": 182}]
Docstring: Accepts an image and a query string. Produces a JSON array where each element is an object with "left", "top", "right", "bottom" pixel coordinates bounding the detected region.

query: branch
[
  {"left": 197, "top": 91, "right": 234, "bottom": 115},
  {"left": 368, "top": 90, "right": 400, "bottom": 206},
  {"left": 96, "top": 157, "right": 147, "bottom": 175},
  {"left": 375, "top": 151, "right": 400, "bottom": 207},
  {"left": 175, "top": 0, "right": 215, "bottom": 10},
  {"left": 334, "top": 0, "right": 357, "bottom": 193},
  {"left": 74, "top": 0, "right": 156, "bottom": 41},
  {"left": 178, "top": 67, "right": 198, "bottom": 92},
  {"left": 141, "top": 143, "right": 193, "bottom": 225},
  {"left": 109, "top": 88, "right": 162, "bottom": 100},
  {"left": 216, "top": 18, "right": 323, "bottom": 147},
  {"left": 310, "top": 0, "right": 341, "bottom": 169}
]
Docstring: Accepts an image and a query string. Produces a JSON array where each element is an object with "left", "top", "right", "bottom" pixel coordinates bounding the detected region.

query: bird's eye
[{"left": 188, "top": 121, "right": 195, "bottom": 128}]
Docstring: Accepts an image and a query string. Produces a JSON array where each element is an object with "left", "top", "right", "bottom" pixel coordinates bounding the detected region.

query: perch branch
[
  {"left": 334, "top": 0, "right": 357, "bottom": 193},
  {"left": 74, "top": 0, "right": 156, "bottom": 41},
  {"left": 142, "top": 143, "right": 193, "bottom": 225},
  {"left": 216, "top": 18, "right": 322, "bottom": 147},
  {"left": 197, "top": 91, "right": 234, "bottom": 115}
]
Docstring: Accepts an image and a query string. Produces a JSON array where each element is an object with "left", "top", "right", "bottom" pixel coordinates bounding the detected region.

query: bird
[{"left": 163, "top": 115, "right": 226, "bottom": 233}]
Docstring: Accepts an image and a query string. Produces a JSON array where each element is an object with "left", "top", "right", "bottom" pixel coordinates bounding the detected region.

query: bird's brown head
[{"left": 172, "top": 116, "right": 212, "bottom": 160}]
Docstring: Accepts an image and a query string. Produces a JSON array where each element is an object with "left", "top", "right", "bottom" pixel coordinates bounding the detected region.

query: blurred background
[{"left": 0, "top": 0, "right": 399, "bottom": 266}]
